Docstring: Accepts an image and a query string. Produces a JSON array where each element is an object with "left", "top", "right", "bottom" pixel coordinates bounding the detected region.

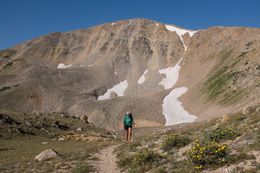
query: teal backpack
[{"left": 124, "top": 114, "right": 133, "bottom": 126}]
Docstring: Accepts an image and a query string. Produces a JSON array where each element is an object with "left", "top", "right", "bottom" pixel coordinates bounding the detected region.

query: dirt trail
[{"left": 93, "top": 145, "right": 121, "bottom": 173}]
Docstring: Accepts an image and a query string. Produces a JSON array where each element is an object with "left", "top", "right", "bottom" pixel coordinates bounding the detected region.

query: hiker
[{"left": 123, "top": 112, "right": 134, "bottom": 141}]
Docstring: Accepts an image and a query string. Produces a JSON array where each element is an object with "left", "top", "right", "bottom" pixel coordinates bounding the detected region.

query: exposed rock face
[
  {"left": 0, "top": 18, "right": 259, "bottom": 130},
  {"left": 35, "top": 149, "right": 57, "bottom": 161}
]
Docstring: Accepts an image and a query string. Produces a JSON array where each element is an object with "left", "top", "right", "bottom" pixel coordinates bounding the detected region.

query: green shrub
[
  {"left": 72, "top": 162, "right": 94, "bottom": 173},
  {"left": 118, "top": 149, "right": 162, "bottom": 173},
  {"left": 152, "top": 166, "right": 167, "bottom": 173},
  {"left": 133, "top": 149, "right": 161, "bottom": 166},
  {"left": 118, "top": 154, "right": 133, "bottom": 168},
  {"left": 162, "top": 134, "right": 191, "bottom": 151},
  {"left": 204, "top": 126, "right": 240, "bottom": 142},
  {"left": 188, "top": 140, "right": 228, "bottom": 170}
]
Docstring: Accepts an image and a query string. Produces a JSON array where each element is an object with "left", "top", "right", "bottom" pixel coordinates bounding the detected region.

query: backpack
[{"left": 124, "top": 114, "right": 133, "bottom": 126}]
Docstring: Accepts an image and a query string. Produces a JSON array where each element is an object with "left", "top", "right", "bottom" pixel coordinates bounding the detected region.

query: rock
[
  {"left": 80, "top": 115, "right": 88, "bottom": 123},
  {"left": 112, "top": 134, "right": 117, "bottom": 139},
  {"left": 256, "top": 106, "right": 260, "bottom": 113},
  {"left": 35, "top": 149, "right": 57, "bottom": 161},
  {"left": 52, "top": 121, "right": 69, "bottom": 130},
  {"left": 58, "top": 137, "right": 65, "bottom": 141},
  {"left": 25, "top": 121, "right": 32, "bottom": 126},
  {"left": 76, "top": 127, "right": 82, "bottom": 132},
  {"left": 0, "top": 114, "right": 20, "bottom": 125},
  {"left": 41, "top": 142, "right": 48, "bottom": 145},
  {"left": 16, "top": 127, "right": 35, "bottom": 135},
  {"left": 61, "top": 112, "right": 69, "bottom": 118},
  {"left": 94, "top": 87, "right": 107, "bottom": 97},
  {"left": 55, "top": 162, "right": 62, "bottom": 169}
]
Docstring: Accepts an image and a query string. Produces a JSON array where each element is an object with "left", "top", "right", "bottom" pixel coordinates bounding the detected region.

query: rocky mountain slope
[{"left": 0, "top": 18, "right": 259, "bottom": 130}]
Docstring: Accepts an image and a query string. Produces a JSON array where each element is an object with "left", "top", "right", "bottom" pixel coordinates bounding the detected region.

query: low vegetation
[
  {"left": 201, "top": 49, "right": 252, "bottom": 106},
  {"left": 162, "top": 134, "right": 191, "bottom": 151},
  {"left": 188, "top": 140, "right": 228, "bottom": 170},
  {"left": 0, "top": 111, "right": 119, "bottom": 172},
  {"left": 118, "top": 149, "right": 163, "bottom": 173},
  {"left": 204, "top": 126, "right": 240, "bottom": 142},
  {"left": 72, "top": 162, "right": 94, "bottom": 173},
  {"left": 116, "top": 109, "right": 260, "bottom": 172}
]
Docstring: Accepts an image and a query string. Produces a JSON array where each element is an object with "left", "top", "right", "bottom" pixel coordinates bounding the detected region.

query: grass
[
  {"left": 204, "top": 66, "right": 237, "bottom": 101},
  {"left": 0, "top": 111, "right": 117, "bottom": 172},
  {"left": 0, "top": 136, "right": 104, "bottom": 164},
  {"left": 0, "top": 136, "right": 111, "bottom": 172},
  {"left": 162, "top": 134, "right": 191, "bottom": 151},
  {"left": 116, "top": 111, "right": 260, "bottom": 172},
  {"left": 219, "top": 88, "right": 246, "bottom": 105},
  {"left": 201, "top": 49, "right": 250, "bottom": 105},
  {"left": 118, "top": 149, "right": 163, "bottom": 173},
  {"left": 204, "top": 126, "right": 240, "bottom": 142},
  {"left": 72, "top": 162, "right": 94, "bottom": 173}
]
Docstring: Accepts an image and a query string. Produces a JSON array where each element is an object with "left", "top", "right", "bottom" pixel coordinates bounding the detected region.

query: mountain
[{"left": 0, "top": 18, "right": 259, "bottom": 130}]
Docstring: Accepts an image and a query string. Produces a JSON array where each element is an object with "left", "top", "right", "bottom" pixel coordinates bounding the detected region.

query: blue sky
[{"left": 1, "top": 0, "right": 260, "bottom": 50}]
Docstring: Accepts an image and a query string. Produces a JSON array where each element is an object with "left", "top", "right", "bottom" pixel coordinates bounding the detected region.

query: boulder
[
  {"left": 80, "top": 115, "right": 88, "bottom": 123},
  {"left": 76, "top": 127, "right": 82, "bottom": 132},
  {"left": 94, "top": 87, "right": 107, "bottom": 97},
  {"left": 58, "top": 137, "right": 65, "bottom": 141},
  {"left": 35, "top": 149, "right": 57, "bottom": 161}
]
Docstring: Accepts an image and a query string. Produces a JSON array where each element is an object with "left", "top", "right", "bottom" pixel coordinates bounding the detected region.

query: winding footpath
[{"left": 92, "top": 145, "right": 120, "bottom": 173}]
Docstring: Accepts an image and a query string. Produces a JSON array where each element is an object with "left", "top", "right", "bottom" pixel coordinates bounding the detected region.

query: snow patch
[
  {"left": 98, "top": 80, "right": 128, "bottom": 100},
  {"left": 165, "top": 25, "right": 196, "bottom": 37},
  {"left": 57, "top": 63, "right": 72, "bottom": 69},
  {"left": 125, "top": 19, "right": 132, "bottom": 28},
  {"left": 162, "top": 87, "right": 197, "bottom": 125},
  {"left": 165, "top": 25, "right": 197, "bottom": 50},
  {"left": 111, "top": 23, "right": 115, "bottom": 25},
  {"left": 156, "top": 23, "right": 159, "bottom": 26},
  {"left": 159, "top": 58, "right": 182, "bottom": 89},
  {"left": 138, "top": 70, "right": 148, "bottom": 84}
]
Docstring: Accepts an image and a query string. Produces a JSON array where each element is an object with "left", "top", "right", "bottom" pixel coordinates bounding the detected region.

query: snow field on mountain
[
  {"left": 163, "top": 87, "right": 197, "bottom": 125},
  {"left": 98, "top": 80, "right": 128, "bottom": 100},
  {"left": 138, "top": 70, "right": 148, "bottom": 84},
  {"left": 159, "top": 58, "right": 197, "bottom": 125},
  {"left": 165, "top": 25, "right": 197, "bottom": 50},
  {"left": 159, "top": 59, "right": 182, "bottom": 89}
]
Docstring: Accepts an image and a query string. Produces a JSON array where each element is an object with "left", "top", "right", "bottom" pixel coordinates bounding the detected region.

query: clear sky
[{"left": 1, "top": 0, "right": 260, "bottom": 50}]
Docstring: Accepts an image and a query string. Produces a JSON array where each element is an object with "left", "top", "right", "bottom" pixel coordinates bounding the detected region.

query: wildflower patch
[{"left": 188, "top": 140, "right": 228, "bottom": 170}]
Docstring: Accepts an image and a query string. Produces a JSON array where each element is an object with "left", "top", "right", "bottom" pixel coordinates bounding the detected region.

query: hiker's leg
[
  {"left": 125, "top": 129, "right": 128, "bottom": 141},
  {"left": 128, "top": 127, "right": 132, "bottom": 141}
]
